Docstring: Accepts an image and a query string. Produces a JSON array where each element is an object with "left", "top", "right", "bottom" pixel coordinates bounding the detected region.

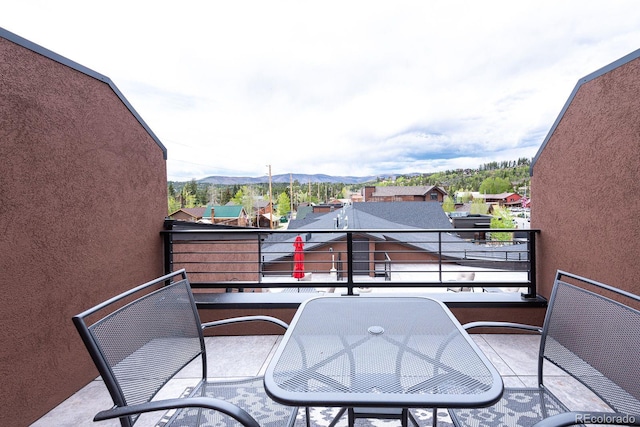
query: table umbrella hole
[{"left": 368, "top": 326, "right": 385, "bottom": 335}]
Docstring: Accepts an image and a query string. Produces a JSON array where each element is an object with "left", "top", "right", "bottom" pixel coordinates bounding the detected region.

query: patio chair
[
  {"left": 72, "top": 269, "right": 297, "bottom": 427},
  {"left": 448, "top": 270, "right": 640, "bottom": 427}
]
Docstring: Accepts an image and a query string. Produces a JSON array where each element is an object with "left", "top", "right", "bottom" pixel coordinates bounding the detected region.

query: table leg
[{"left": 328, "top": 408, "right": 347, "bottom": 427}]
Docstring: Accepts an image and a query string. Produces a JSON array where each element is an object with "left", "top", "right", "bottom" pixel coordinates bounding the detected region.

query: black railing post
[
  {"left": 346, "top": 232, "right": 355, "bottom": 295},
  {"left": 438, "top": 231, "right": 443, "bottom": 283},
  {"left": 522, "top": 230, "right": 537, "bottom": 299},
  {"left": 162, "top": 219, "right": 174, "bottom": 275},
  {"left": 257, "top": 232, "right": 263, "bottom": 283}
]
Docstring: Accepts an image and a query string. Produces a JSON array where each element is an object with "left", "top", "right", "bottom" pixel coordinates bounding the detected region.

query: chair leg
[
  {"left": 432, "top": 408, "right": 437, "bottom": 427},
  {"left": 305, "top": 407, "right": 310, "bottom": 427},
  {"left": 408, "top": 410, "right": 420, "bottom": 427}
]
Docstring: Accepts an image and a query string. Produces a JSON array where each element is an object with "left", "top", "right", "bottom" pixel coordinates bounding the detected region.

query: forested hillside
[{"left": 377, "top": 158, "right": 531, "bottom": 195}]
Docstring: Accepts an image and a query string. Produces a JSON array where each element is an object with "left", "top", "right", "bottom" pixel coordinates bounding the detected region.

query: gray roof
[
  {"left": 371, "top": 185, "right": 446, "bottom": 197},
  {"left": 351, "top": 202, "right": 452, "bottom": 229},
  {"left": 286, "top": 213, "right": 326, "bottom": 229},
  {"left": 264, "top": 202, "right": 528, "bottom": 263}
]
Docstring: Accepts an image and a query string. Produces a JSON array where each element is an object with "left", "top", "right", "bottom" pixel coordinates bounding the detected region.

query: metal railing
[{"left": 161, "top": 224, "right": 539, "bottom": 299}]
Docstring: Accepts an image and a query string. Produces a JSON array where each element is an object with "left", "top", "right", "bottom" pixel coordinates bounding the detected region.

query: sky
[{"left": 3, "top": 1, "right": 640, "bottom": 181}]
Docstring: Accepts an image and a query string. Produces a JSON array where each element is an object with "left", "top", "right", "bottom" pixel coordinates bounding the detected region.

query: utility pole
[
  {"left": 289, "top": 173, "right": 293, "bottom": 218},
  {"left": 268, "top": 165, "right": 274, "bottom": 229}
]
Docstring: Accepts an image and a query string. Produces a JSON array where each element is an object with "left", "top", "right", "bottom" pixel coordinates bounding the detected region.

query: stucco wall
[
  {"left": 0, "top": 34, "right": 167, "bottom": 425},
  {"left": 531, "top": 52, "right": 640, "bottom": 298}
]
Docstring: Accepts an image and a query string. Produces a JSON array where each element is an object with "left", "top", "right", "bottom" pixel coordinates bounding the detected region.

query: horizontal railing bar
[
  {"left": 190, "top": 281, "right": 531, "bottom": 289},
  {"left": 162, "top": 228, "right": 540, "bottom": 234}
]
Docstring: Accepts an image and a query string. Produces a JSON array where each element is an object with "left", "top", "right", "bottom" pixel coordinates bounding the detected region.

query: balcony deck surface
[{"left": 33, "top": 333, "right": 611, "bottom": 426}]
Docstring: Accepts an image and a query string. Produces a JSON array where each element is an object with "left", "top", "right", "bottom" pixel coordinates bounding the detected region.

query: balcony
[
  {"left": 34, "top": 332, "right": 611, "bottom": 426},
  {"left": 30, "top": 226, "right": 560, "bottom": 426}
]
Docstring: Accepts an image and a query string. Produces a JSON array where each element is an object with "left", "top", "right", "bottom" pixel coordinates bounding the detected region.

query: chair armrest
[
  {"left": 202, "top": 315, "right": 289, "bottom": 331},
  {"left": 94, "top": 397, "right": 261, "bottom": 427},
  {"left": 532, "top": 412, "right": 640, "bottom": 427},
  {"left": 463, "top": 321, "right": 542, "bottom": 333}
]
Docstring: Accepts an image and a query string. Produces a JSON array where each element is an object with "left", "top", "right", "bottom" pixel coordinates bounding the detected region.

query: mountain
[{"left": 198, "top": 173, "right": 384, "bottom": 185}]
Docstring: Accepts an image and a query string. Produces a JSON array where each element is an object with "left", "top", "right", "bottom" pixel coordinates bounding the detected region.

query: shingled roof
[
  {"left": 370, "top": 185, "right": 446, "bottom": 197},
  {"left": 351, "top": 202, "right": 452, "bottom": 229}
]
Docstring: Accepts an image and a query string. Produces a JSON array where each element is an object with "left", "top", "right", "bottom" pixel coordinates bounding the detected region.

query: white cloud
[{"left": 3, "top": 0, "right": 640, "bottom": 180}]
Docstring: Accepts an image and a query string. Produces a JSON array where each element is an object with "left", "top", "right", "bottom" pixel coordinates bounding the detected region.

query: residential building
[
  {"left": 204, "top": 205, "right": 249, "bottom": 227},
  {"left": 363, "top": 185, "right": 448, "bottom": 202},
  {"left": 169, "top": 206, "right": 207, "bottom": 222},
  {"left": 472, "top": 192, "right": 522, "bottom": 207}
]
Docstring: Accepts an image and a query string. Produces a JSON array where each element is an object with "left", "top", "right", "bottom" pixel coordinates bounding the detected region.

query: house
[
  {"left": 169, "top": 206, "right": 207, "bottom": 222},
  {"left": 253, "top": 199, "right": 273, "bottom": 216},
  {"left": 363, "top": 185, "right": 448, "bottom": 202},
  {"left": 350, "top": 193, "right": 364, "bottom": 203},
  {"left": 205, "top": 205, "right": 249, "bottom": 226},
  {"left": 472, "top": 192, "right": 522, "bottom": 207},
  {"left": 311, "top": 201, "right": 344, "bottom": 214}
]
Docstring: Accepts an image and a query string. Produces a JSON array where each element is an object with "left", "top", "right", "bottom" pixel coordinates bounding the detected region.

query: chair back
[
  {"left": 73, "top": 269, "right": 205, "bottom": 427},
  {"left": 540, "top": 270, "right": 640, "bottom": 414}
]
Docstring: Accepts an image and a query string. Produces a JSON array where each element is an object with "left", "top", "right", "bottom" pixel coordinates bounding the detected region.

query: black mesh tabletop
[{"left": 264, "top": 296, "right": 503, "bottom": 409}]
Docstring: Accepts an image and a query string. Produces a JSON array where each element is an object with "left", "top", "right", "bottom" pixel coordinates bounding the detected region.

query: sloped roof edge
[
  {"left": 0, "top": 27, "right": 167, "bottom": 160},
  {"left": 211, "top": 205, "right": 245, "bottom": 218},
  {"left": 530, "top": 47, "right": 640, "bottom": 176}
]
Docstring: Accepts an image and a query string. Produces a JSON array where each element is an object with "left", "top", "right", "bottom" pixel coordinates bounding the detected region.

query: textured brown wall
[
  {"left": 531, "top": 54, "right": 640, "bottom": 299},
  {"left": 0, "top": 36, "right": 167, "bottom": 424}
]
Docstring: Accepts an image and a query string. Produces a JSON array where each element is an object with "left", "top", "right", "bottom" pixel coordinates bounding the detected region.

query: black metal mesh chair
[
  {"left": 449, "top": 270, "right": 640, "bottom": 427},
  {"left": 73, "top": 269, "right": 297, "bottom": 427}
]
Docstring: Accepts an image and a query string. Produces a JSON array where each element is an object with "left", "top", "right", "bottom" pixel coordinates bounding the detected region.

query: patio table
[{"left": 264, "top": 296, "right": 503, "bottom": 426}]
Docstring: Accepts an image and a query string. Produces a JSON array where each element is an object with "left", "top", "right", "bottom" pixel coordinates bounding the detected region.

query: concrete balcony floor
[{"left": 33, "top": 334, "right": 612, "bottom": 427}]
